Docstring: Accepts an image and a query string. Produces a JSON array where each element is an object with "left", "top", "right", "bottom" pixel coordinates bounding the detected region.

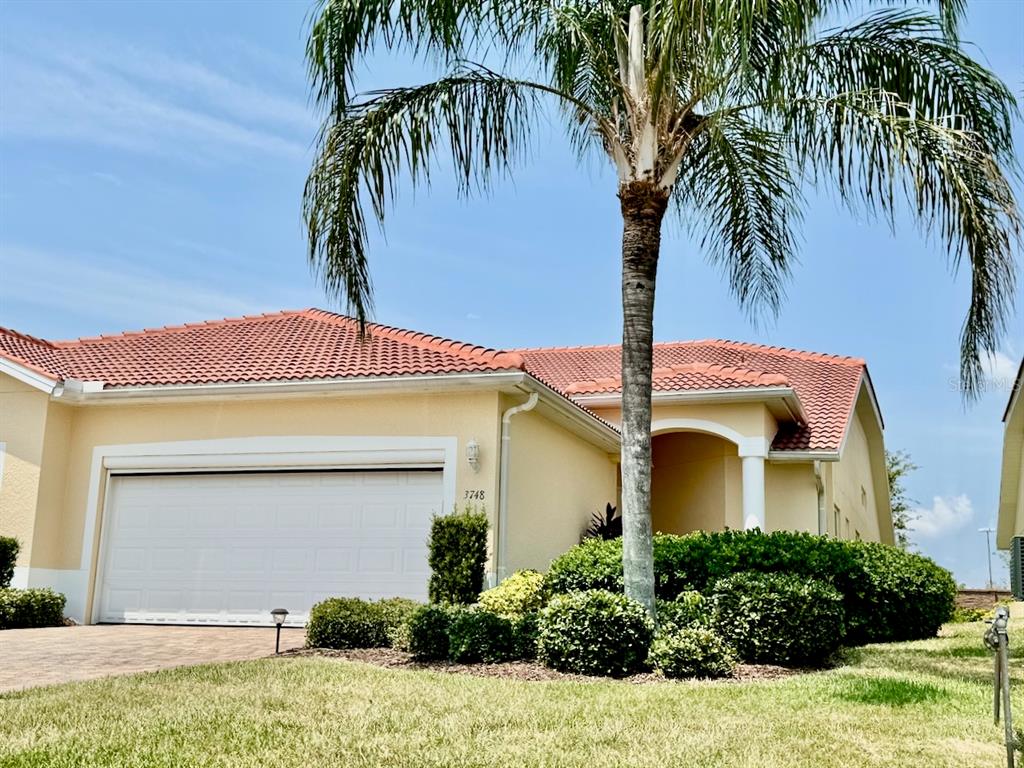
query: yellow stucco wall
[
  {"left": 650, "top": 432, "right": 741, "bottom": 533},
  {"left": 503, "top": 398, "right": 618, "bottom": 572},
  {"left": 830, "top": 404, "right": 882, "bottom": 542},
  {"left": 765, "top": 462, "right": 818, "bottom": 533},
  {"left": 592, "top": 400, "right": 777, "bottom": 441},
  {"left": 0, "top": 374, "right": 51, "bottom": 565}
]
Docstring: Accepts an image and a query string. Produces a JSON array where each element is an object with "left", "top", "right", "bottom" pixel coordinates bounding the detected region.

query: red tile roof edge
[{"left": 563, "top": 361, "right": 791, "bottom": 395}]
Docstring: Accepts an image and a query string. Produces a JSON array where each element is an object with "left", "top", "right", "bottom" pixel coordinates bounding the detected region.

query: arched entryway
[{"left": 650, "top": 431, "right": 742, "bottom": 534}]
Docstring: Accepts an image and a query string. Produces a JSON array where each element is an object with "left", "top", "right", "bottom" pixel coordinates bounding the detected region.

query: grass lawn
[{"left": 1, "top": 621, "right": 1021, "bottom": 767}]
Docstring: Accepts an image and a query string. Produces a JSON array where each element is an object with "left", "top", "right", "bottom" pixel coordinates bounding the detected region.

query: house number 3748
[{"left": 464, "top": 489, "right": 486, "bottom": 501}]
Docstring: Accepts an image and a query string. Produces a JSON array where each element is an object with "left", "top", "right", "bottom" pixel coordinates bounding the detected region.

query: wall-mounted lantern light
[
  {"left": 271, "top": 607, "right": 289, "bottom": 654},
  {"left": 466, "top": 439, "right": 480, "bottom": 471}
]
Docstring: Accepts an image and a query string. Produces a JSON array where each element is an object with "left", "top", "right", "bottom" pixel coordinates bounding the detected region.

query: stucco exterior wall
[
  {"left": 30, "top": 402, "right": 73, "bottom": 568},
  {"left": 503, "top": 398, "right": 617, "bottom": 572},
  {"left": 0, "top": 373, "right": 51, "bottom": 566},
  {"left": 830, "top": 405, "right": 882, "bottom": 542},
  {"left": 650, "top": 432, "right": 741, "bottom": 533},
  {"left": 765, "top": 462, "right": 818, "bottom": 533}
]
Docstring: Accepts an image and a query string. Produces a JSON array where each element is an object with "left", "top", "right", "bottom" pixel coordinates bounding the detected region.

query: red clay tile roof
[
  {"left": 0, "top": 309, "right": 525, "bottom": 388},
  {"left": 517, "top": 340, "right": 866, "bottom": 452},
  {"left": 0, "top": 310, "right": 868, "bottom": 452}
]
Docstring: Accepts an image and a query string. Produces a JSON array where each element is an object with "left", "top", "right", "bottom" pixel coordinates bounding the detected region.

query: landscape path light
[{"left": 271, "top": 608, "right": 289, "bottom": 654}]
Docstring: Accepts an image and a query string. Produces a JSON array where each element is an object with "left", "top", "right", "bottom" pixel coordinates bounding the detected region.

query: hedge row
[
  {"left": 0, "top": 588, "right": 65, "bottom": 629},
  {"left": 544, "top": 530, "right": 956, "bottom": 644}
]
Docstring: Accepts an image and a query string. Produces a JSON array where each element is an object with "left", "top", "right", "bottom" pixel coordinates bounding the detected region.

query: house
[
  {"left": 0, "top": 309, "right": 892, "bottom": 625},
  {"left": 997, "top": 358, "right": 1024, "bottom": 556}
]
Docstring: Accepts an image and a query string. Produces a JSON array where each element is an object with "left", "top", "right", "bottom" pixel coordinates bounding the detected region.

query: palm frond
[
  {"left": 675, "top": 115, "right": 802, "bottom": 320},
  {"left": 304, "top": 66, "right": 549, "bottom": 327}
]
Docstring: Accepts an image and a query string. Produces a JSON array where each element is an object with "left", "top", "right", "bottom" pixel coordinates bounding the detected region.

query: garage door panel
[{"left": 98, "top": 470, "right": 443, "bottom": 625}]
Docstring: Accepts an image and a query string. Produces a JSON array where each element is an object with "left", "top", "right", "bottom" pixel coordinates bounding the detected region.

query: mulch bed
[{"left": 282, "top": 647, "right": 806, "bottom": 684}]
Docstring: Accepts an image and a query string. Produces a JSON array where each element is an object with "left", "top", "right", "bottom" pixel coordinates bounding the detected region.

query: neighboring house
[
  {"left": 0, "top": 309, "right": 892, "bottom": 625},
  {"left": 997, "top": 358, "right": 1024, "bottom": 552}
]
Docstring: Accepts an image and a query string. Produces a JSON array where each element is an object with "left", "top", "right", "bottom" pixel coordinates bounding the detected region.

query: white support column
[{"left": 741, "top": 454, "right": 766, "bottom": 531}]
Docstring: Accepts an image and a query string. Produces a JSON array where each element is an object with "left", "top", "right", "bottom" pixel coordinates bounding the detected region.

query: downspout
[
  {"left": 496, "top": 392, "right": 539, "bottom": 585},
  {"left": 814, "top": 460, "right": 827, "bottom": 536}
]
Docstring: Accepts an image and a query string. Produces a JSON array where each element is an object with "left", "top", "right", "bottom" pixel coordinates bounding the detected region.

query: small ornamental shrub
[
  {"left": 306, "top": 598, "right": 389, "bottom": 649},
  {"left": 712, "top": 572, "right": 845, "bottom": 667},
  {"left": 656, "top": 591, "right": 709, "bottom": 631},
  {"left": 479, "top": 570, "right": 545, "bottom": 618},
  {"left": 0, "top": 537, "right": 19, "bottom": 589},
  {"left": 648, "top": 626, "right": 737, "bottom": 679},
  {"left": 512, "top": 611, "right": 540, "bottom": 659},
  {"left": 950, "top": 606, "right": 986, "bottom": 623},
  {"left": 537, "top": 590, "right": 654, "bottom": 677},
  {"left": 545, "top": 530, "right": 956, "bottom": 645},
  {"left": 428, "top": 506, "right": 489, "bottom": 604},
  {"left": 0, "top": 588, "right": 65, "bottom": 629},
  {"left": 406, "top": 604, "right": 454, "bottom": 660},
  {"left": 377, "top": 597, "right": 421, "bottom": 647},
  {"left": 447, "top": 606, "right": 517, "bottom": 663}
]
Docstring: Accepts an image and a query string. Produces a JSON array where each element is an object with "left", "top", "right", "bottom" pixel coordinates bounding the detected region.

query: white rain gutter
[
  {"left": 814, "top": 460, "right": 827, "bottom": 536},
  {"left": 495, "top": 392, "right": 539, "bottom": 586}
]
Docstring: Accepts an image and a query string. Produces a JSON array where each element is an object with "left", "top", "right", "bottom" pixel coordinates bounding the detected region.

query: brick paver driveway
[{"left": 0, "top": 625, "right": 306, "bottom": 693}]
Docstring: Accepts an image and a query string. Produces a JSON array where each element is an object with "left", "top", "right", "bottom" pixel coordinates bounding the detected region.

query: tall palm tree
[{"left": 303, "top": 0, "right": 1019, "bottom": 615}]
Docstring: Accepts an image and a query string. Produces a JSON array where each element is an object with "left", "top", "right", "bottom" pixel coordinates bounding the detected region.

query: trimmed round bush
[
  {"left": 712, "top": 572, "right": 845, "bottom": 667},
  {"left": 512, "top": 611, "right": 540, "bottom": 660},
  {"left": 448, "top": 606, "right": 516, "bottom": 663},
  {"left": 306, "top": 598, "right": 389, "bottom": 649},
  {"left": 545, "top": 531, "right": 955, "bottom": 645},
  {"left": 0, "top": 588, "right": 65, "bottom": 629},
  {"left": 377, "top": 597, "right": 420, "bottom": 647},
  {"left": 537, "top": 590, "right": 654, "bottom": 677},
  {"left": 479, "top": 570, "right": 545, "bottom": 618},
  {"left": 656, "top": 591, "right": 709, "bottom": 631},
  {"left": 406, "top": 604, "right": 453, "bottom": 660},
  {"left": 648, "top": 626, "right": 737, "bottom": 679}
]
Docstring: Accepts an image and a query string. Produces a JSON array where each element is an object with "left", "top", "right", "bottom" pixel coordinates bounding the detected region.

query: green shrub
[
  {"left": 512, "top": 611, "right": 540, "bottom": 660},
  {"left": 537, "top": 590, "right": 654, "bottom": 677},
  {"left": 545, "top": 530, "right": 955, "bottom": 645},
  {"left": 306, "top": 598, "right": 389, "bottom": 649},
  {"left": 949, "top": 606, "right": 986, "bottom": 624},
  {"left": 448, "top": 606, "right": 517, "bottom": 663},
  {"left": 479, "top": 570, "right": 545, "bottom": 618},
  {"left": 648, "top": 626, "right": 737, "bottom": 679},
  {"left": 406, "top": 604, "right": 454, "bottom": 660},
  {"left": 656, "top": 591, "right": 709, "bottom": 631},
  {"left": 428, "top": 506, "right": 489, "bottom": 604},
  {"left": 0, "top": 588, "right": 65, "bottom": 629},
  {"left": 712, "top": 572, "right": 845, "bottom": 667},
  {"left": 0, "top": 538, "right": 18, "bottom": 589},
  {"left": 378, "top": 597, "right": 421, "bottom": 646}
]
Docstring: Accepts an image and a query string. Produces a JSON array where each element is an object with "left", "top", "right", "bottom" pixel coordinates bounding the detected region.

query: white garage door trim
[{"left": 83, "top": 436, "right": 458, "bottom": 624}]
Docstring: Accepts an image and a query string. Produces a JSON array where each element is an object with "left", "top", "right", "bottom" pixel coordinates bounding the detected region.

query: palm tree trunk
[{"left": 618, "top": 180, "right": 669, "bottom": 617}]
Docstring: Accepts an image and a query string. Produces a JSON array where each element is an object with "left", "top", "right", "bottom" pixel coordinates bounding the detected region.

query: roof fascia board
[
  {"left": 0, "top": 357, "right": 59, "bottom": 394},
  {"left": 767, "top": 450, "right": 840, "bottom": 463},
  {"left": 574, "top": 386, "right": 807, "bottom": 421},
  {"left": 55, "top": 371, "right": 529, "bottom": 404},
  {"left": 1003, "top": 358, "right": 1024, "bottom": 423}
]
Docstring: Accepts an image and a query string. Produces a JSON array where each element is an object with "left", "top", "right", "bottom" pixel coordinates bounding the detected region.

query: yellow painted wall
[
  {"left": 503, "top": 397, "right": 617, "bottom": 572},
  {"left": 593, "top": 400, "right": 777, "bottom": 441},
  {"left": 830, "top": 405, "right": 882, "bottom": 542},
  {"left": 765, "top": 462, "right": 818, "bottom": 533},
  {"left": 650, "top": 432, "right": 741, "bottom": 533},
  {"left": 0, "top": 374, "right": 51, "bottom": 564},
  {"left": 28, "top": 403, "right": 73, "bottom": 568}
]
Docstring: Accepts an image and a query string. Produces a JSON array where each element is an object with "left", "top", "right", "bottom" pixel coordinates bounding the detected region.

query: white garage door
[{"left": 97, "top": 470, "right": 443, "bottom": 625}]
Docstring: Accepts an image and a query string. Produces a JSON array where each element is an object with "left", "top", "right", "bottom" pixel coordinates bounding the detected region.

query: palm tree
[{"left": 303, "top": 0, "right": 1020, "bottom": 615}]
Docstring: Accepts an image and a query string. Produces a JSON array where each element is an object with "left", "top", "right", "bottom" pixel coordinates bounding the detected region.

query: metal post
[
  {"left": 275, "top": 624, "right": 282, "bottom": 655},
  {"left": 985, "top": 606, "right": 1014, "bottom": 767},
  {"left": 981, "top": 527, "right": 996, "bottom": 590}
]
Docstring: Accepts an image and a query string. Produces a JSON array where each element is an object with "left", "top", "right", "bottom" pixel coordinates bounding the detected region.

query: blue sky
[{"left": 1, "top": 1, "right": 1021, "bottom": 587}]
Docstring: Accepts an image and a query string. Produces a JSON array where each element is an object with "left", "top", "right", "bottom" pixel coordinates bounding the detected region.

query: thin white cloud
[
  {"left": 908, "top": 494, "right": 974, "bottom": 538},
  {"left": 0, "top": 36, "right": 312, "bottom": 161},
  {"left": 0, "top": 245, "right": 268, "bottom": 330},
  {"left": 982, "top": 350, "right": 1019, "bottom": 385}
]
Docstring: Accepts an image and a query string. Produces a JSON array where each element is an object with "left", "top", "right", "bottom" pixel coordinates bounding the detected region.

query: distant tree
[{"left": 886, "top": 450, "right": 918, "bottom": 549}]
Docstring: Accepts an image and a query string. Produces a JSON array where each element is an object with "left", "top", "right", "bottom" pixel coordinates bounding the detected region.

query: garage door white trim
[{"left": 82, "top": 436, "right": 458, "bottom": 624}]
